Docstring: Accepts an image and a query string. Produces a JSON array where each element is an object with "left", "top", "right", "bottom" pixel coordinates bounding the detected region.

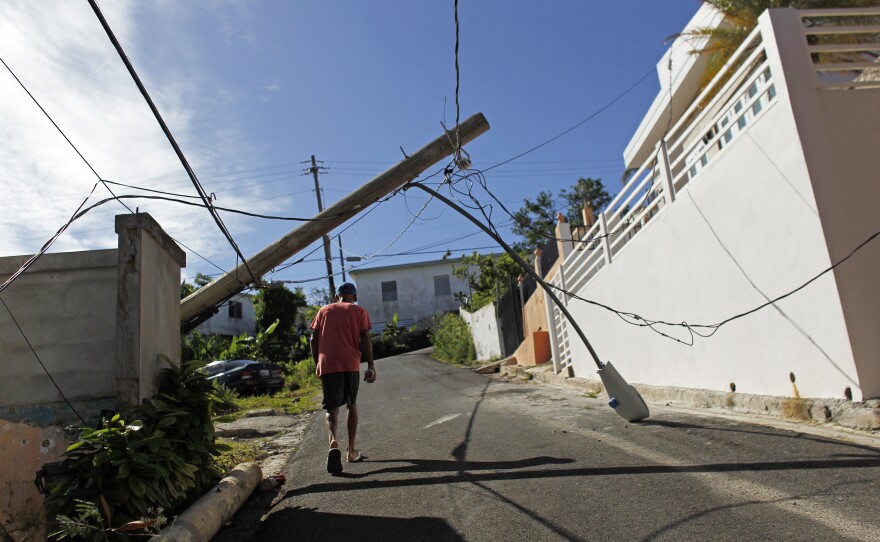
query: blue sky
[{"left": 0, "top": 1, "right": 701, "bottom": 300}]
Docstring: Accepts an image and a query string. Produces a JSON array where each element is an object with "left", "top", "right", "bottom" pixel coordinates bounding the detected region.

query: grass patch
[
  {"left": 214, "top": 388, "right": 320, "bottom": 422},
  {"left": 583, "top": 391, "right": 599, "bottom": 399},
  {"left": 212, "top": 357, "right": 322, "bottom": 422},
  {"left": 214, "top": 438, "right": 267, "bottom": 474}
]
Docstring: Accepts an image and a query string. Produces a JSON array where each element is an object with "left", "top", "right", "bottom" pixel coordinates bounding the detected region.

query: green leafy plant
[
  {"left": 372, "top": 325, "right": 432, "bottom": 360},
  {"left": 46, "top": 357, "right": 223, "bottom": 541},
  {"left": 381, "top": 313, "right": 404, "bottom": 339},
  {"left": 452, "top": 252, "right": 525, "bottom": 311},
  {"left": 219, "top": 319, "right": 279, "bottom": 361},
  {"left": 182, "top": 330, "right": 228, "bottom": 364},
  {"left": 431, "top": 313, "right": 475, "bottom": 365},
  {"left": 51, "top": 499, "right": 165, "bottom": 541},
  {"left": 280, "top": 356, "right": 320, "bottom": 393}
]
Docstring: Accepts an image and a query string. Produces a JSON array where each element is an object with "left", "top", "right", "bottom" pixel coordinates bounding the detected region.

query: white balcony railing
[{"left": 544, "top": 7, "right": 879, "bottom": 373}]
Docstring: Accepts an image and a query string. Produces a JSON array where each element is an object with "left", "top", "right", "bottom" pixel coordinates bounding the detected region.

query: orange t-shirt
[{"left": 310, "top": 302, "right": 372, "bottom": 376}]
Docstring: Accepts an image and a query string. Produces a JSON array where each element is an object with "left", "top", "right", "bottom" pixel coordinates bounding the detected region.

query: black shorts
[{"left": 321, "top": 371, "right": 360, "bottom": 410}]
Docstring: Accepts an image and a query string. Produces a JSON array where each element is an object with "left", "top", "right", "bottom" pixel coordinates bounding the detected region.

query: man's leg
[
  {"left": 325, "top": 407, "right": 340, "bottom": 449},
  {"left": 346, "top": 402, "right": 358, "bottom": 461}
]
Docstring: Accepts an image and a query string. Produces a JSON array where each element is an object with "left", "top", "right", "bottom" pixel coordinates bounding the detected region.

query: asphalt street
[{"left": 255, "top": 350, "right": 880, "bottom": 541}]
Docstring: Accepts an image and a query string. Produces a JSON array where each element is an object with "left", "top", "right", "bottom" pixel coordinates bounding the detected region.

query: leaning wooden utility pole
[
  {"left": 180, "top": 113, "right": 490, "bottom": 328},
  {"left": 309, "top": 154, "right": 336, "bottom": 296}
]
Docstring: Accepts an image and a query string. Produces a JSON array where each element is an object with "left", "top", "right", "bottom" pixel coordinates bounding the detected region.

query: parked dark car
[{"left": 203, "top": 359, "right": 284, "bottom": 395}]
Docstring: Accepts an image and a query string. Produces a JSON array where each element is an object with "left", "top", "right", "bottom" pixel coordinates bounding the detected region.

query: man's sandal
[{"left": 327, "top": 448, "right": 343, "bottom": 474}]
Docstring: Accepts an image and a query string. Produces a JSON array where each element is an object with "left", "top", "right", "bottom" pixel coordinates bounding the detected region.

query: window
[
  {"left": 228, "top": 301, "right": 243, "bottom": 319},
  {"left": 434, "top": 275, "right": 451, "bottom": 297},
  {"left": 381, "top": 281, "right": 398, "bottom": 302}
]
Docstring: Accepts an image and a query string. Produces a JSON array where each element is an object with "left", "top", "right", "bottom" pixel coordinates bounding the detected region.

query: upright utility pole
[
  {"left": 338, "top": 235, "right": 347, "bottom": 282},
  {"left": 310, "top": 155, "right": 336, "bottom": 296}
]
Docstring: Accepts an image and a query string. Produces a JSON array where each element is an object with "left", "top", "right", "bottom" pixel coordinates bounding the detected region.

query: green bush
[
  {"left": 46, "top": 358, "right": 223, "bottom": 541},
  {"left": 372, "top": 326, "right": 432, "bottom": 360},
  {"left": 279, "top": 356, "right": 320, "bottom": 392},
  {"left": 431, "top": 313, "right": 475, "bottom": 364}
]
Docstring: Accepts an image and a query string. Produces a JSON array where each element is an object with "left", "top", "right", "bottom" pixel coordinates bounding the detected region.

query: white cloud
[{"left": 0, "top": 0, "right": 283, "bottom": 274}]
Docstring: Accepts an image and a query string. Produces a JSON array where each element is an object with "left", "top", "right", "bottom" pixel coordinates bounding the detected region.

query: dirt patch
[{"left": 211, "top": 411, "right": 315, "bottom": 542}]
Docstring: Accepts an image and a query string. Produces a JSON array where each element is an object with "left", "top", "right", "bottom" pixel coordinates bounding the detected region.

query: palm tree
[{"left": 685, "top": 0, "right": 880, "bottom": 87}]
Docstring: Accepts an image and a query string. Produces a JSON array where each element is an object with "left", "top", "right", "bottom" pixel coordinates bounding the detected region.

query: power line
[
  {"left": 0, "top": 297, "right": 86, "bottom": 425},
  {"left": 409, "top": 180, "right": 880, "bottom": 347},
  {"left": 0, "top": 182, "right": 101, "bottom": 295},
  {"left": 0, "top": 53, "right": 134, "bottom": 215},
  {"left": 87, "top": 0, "right": 256, "bottom": 286},
  {"left": 482, "top": 65, "right": 658, "bottom": 174}
]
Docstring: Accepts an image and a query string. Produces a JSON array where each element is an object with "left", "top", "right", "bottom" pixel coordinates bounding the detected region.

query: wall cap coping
[
  {"left": 115, "top": 213, "right": 186, "bottom": 267},
  {"left": 0, "top": 249, "right": 117, "bottom": 276}
]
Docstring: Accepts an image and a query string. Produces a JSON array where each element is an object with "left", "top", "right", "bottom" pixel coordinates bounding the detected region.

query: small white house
[
  {"left": 195, "top": 293, "right": 256, "bottom": 339},
  {"left": 349, "top": 257, "right": 473, "bottom": 332}
]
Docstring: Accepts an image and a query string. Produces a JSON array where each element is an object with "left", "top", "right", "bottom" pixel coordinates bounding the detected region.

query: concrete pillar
[
  {"left": 554, "top": 212, "right": 573, "bottom": 261},
  {"left": 536, "top": 249, "right": 562, "bottom": 374},
  {"left": 581, "top": 204, "right": 594, "bottom": 227},
  {"left": 115, "top": 213, "right": 186, "bottom": 406}
]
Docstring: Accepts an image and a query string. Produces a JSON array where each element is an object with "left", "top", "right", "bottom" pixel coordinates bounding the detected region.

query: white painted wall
[
  {"left": 461, "top": 303, "right": 502, "bottom": 360},
  {"left": 567, "top": 96, "right": 858, "bottom": 399},
  {"left": 562, "top": 9, "right": 880, "bottom": 400},
  {"left": 350, "top": 259, "right": 471, "bottom": 331},
  {"left": 195, "top": 294, "right": 256, "bottom": 338}
]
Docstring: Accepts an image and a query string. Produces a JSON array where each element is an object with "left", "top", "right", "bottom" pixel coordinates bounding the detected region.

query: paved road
[{"left": 256, "top": 351, "right": 880, "bottom": 541}]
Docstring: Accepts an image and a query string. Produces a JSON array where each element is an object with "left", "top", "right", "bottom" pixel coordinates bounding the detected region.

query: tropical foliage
[
  {"left": 252, "top": 284, "right": 308, "bottom": 362},
  {"left": 684, "top": 0, "right": 880, "bottom": 87},
  {"left": 451, "top": 252, "right": 524, "bottom": 312},
  {"left": 431, "top": 313, "right": 476, "bottom": 365},
  {"left": 47, "top": 358, "right": 222, "bottom": 541},
  {"left": 511, "top": 177, "right": 611, "bottom": 251}
]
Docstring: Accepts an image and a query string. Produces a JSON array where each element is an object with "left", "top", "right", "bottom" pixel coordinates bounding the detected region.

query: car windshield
[{"left": 203, "top": 361, "right": 234, "bottom": 376}]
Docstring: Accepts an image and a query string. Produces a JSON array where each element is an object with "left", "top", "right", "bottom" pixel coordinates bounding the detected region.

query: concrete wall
[
  {"left": 764, "top": 9, "right": 880, "bottom": 399},
  {"left": 461, "top": 303, "right": 502, "bottom": 360},
  {"left": 195, "top": 294, "right": 256, "bottom": 338},
  {"left": 0, "top": 249, "right": 118, "bottom": 540},
  {"left": 0, "top": 249, "right": 118, "bottom": 411},
  {"left": 0, "top": 213, "right": 186, "bottom": 538},
  {"left": 350, "top": 258, "right": 471, "bottom": 330},
  {"left": 562, "top": 15, "right": 872, "bottom": 399}
]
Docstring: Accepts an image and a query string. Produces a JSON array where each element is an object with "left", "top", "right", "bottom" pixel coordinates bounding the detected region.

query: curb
[
  {"left": 153, "top": 462, "right": 262, "bottom": 542},
  {"left": 495, "top": 364, "right": 880, "bottom": 433}
]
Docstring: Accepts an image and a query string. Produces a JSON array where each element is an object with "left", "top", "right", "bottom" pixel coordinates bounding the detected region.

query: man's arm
[
  {"left": 310, "top": 333, "right": 320, "bottom": 369},
  {"left": 360, "top": 329, "right": 376, "bottom": 382}
]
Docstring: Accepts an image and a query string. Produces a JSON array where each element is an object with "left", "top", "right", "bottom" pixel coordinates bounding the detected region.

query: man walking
[{"left": 310, "top": 282, "right": 376, "bottom": 474}]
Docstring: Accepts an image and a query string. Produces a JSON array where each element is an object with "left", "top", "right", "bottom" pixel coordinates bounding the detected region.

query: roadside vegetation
[
  {"left": 431, "top": 313, "right": 476, "bottom": 366},
  {"left": 46, "top": 358, "right": 222, "bottom": 540}
]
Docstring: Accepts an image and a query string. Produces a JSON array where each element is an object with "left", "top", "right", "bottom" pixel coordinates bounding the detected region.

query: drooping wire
[
  {"left": 409, "top": 176, "right": 880, "bottom": 347},
  {"left": 0, "top": 182, "right": 101, "bottom": 295},
  {"left": 87, "top": 0, "right": 256, "bottom": 286},
  {"left": 480, "top": 66, "right": 657, "bottom": 174},
  {"left": 0, "top": 297, "right": 87, "bottom": 425},
  {"left": 0, "top": 54, "right": 133, "bottom": 214}
]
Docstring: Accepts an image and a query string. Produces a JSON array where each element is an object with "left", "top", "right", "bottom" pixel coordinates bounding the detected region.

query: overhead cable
[{"left": 87, "top": 0, "right": 257, "bottom": 285}]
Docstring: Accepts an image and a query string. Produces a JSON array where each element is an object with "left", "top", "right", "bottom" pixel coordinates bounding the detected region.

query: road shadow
[
  {"left": 254, "top": 506, "right": 464, "bottom": 541},
  {"left": 641, "top": 419, "right": 880, "bottom": 455},
  {"left": 279, "top": 455, "right": 880, "bottom": 501}
]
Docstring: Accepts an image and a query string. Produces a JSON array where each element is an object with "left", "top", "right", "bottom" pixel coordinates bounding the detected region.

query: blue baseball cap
[{"left": 337, "top": 282, "right": 357, "bottom": 297}]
